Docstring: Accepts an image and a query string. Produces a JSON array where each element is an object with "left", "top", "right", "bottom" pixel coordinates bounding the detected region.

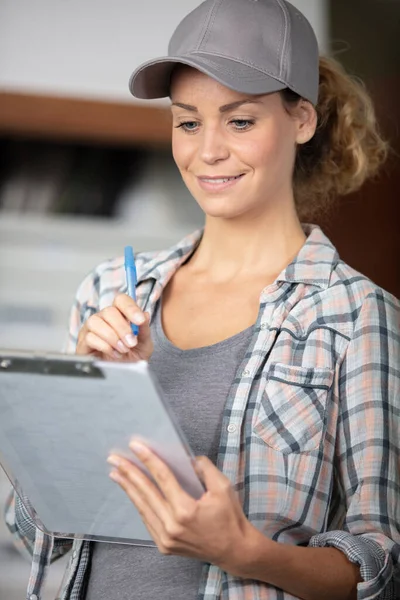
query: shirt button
[
  {"left": 242, "top": 369, "right": 251, "bottom": 377},
  {"left": 227, "top": 424, "right": 237, "bottom": 433},
  {"left": 261, "top": 322, "right": 268, "bottom": 330},
  {"left": 29, "top": 595, "right": 38, "bottom": 600}
]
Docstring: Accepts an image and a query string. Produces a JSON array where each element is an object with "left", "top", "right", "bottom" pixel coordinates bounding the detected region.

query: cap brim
[{"left": 129, "top": 53, "right": 287, "bottom": 99}]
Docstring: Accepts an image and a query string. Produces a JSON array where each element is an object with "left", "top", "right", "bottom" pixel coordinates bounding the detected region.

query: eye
[
  {"left": 175, "top": 121, "right": 199, "bottom": 133},
  {"left": 230, "top": 119, "right": 255, "bottom": 131}
]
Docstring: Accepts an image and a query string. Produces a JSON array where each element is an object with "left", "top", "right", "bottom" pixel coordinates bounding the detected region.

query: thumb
[
  {"left": 194, "top": 456, "right": 230, "bottom": 492},
  {"left": 137, "top": 311, "right": 151, "bottom": 338},
  {"left": 130, "top": 311, "right": 153, "bottom": 361}
]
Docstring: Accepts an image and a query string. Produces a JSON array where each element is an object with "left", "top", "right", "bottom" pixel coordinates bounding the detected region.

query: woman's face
[{"left": 170, "top": 67, "right": 314, "bottom": 221}]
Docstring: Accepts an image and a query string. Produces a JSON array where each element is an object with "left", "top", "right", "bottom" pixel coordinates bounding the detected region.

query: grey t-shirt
[{"left": 85, "top": 294, "right": 254, "bottom": 600}]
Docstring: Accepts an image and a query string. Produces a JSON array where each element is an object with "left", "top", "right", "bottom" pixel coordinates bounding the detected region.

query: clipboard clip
[{"left": 0, "top": 352, "right": 105, "bottom": 378}]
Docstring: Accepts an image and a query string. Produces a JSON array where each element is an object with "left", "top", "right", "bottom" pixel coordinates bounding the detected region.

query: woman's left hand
[{"left": 107, "top": 441, "right": 256, "bottom": 574}]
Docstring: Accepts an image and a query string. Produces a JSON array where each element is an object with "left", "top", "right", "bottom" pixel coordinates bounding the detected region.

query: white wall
[{"left": 0, "top": 0, "right": 329, "bottom": 103}]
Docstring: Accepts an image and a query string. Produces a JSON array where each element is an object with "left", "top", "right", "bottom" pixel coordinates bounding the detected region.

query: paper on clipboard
[{"left": 0, "top": 351, "right": 205, "bottom": 545}]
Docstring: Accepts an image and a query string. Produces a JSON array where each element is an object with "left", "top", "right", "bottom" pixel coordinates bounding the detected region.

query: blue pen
[{"left": 124, "top": 246, "right": 139, "bottom": 337}]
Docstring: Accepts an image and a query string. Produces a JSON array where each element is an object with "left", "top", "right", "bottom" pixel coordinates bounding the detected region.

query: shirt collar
[
  {"left": 276, "top": 224, "right": 339, "bottom": 290},
  {"left": 137, "top": 223, "right": 339, "bottom": 292}
]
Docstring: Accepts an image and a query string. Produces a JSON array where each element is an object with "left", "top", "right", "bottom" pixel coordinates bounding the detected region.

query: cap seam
[
  {"left": 190, "top": 51, "right": 294, "bottom": 87},
  {"left": 196, "top": 0, "right": 222, "bottom": 51},
  {"left": 275, "top": 0, "right": 290, "bottom": 80}
]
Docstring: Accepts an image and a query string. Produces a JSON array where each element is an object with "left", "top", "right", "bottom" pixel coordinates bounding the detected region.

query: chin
[{"left": 197, "top": 198, "right": 252, "bottom": 220}]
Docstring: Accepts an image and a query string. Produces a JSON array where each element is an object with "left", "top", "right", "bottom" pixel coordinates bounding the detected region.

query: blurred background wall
[
  {"left": 0, "top": 0, "right": 329, "bottom": 100},
  {"left": 0, "top": 1, "right": 398, "bottom": 598},
  {"left": 324, "top": 0, "right": 400, "bottom": 300}
]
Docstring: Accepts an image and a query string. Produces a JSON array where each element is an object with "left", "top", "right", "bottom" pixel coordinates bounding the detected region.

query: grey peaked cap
[{"left": 129, "top": 0, "right": 320, "bottom": 105}]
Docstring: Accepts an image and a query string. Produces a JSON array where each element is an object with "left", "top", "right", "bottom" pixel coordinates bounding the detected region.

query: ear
[{"left": 294, "top": 100, "right": 318, "bottom": 145}]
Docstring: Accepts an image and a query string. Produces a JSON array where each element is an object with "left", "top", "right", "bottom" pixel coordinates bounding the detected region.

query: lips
[
  {"left": 196, "top": 173, "right": 245, "bottom": 192},
  {"left": 199, "top": 175, "right": 243, "bottom": 183}
]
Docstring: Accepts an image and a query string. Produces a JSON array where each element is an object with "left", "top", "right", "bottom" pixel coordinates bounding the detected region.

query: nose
[{"left": 199, "top": 125, "right": 230, "bottom": 165}]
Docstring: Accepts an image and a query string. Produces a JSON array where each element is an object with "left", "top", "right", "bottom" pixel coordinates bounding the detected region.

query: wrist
[{"left": 225, "top": 522, "right": 274, "bottom": 579}]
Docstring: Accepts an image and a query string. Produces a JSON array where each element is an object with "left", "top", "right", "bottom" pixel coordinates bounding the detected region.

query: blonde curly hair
[{"left": 282, "top": 55, "right": 389, "bottom": 219}]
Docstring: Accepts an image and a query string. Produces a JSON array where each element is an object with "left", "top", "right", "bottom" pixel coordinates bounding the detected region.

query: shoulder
[
  {"left": 318, "top": 259, "right": 400, "bottom": 347},
  {"left": 290, "top": 225, "right": 398, "bottom": 340},
  {"left": 73, "top": 249, "right": 161, "bottom": 311},
  {"left": 292, "top": 256, "right": 399, "bottom": 343},
  {"left": 330, "top": 259, "right": 399, "bottom": 320},
  {"left": 72, "top": 227, "right": 204, "bottom": 310}
]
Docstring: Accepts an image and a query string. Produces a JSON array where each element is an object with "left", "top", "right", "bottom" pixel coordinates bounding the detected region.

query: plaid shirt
[{"left": 4, "top": 224, "right": 400, "bottom": 600}]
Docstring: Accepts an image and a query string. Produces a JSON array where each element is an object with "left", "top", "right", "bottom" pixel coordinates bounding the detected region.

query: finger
[
  {"left": 100, "top": 306, "right": 138, "bottom": 351},
  {"left": 84, "top": 313, "right": 131, "bottom": 355},
  {"left": 108, "top": 455, "right": 171, "bottom": 523},
  {"left": 81, "top": 331, "right": 122, "bottom": 360},
  {"left": 109, "top": 469, "right": 163, "bottom": 541},
  {"left": 110, "top": 469, "right": 191, "bottom": 557},
  {"left": 136, "top": 311, "right": 151, "bottom": 340},
  {"left": 194, "top": 456, "right": 232, "bottom": 493},
  {"left": 113, "top": 294, "right": 146, "bottom": 328},
  {"left": 129, "top": 441, "right": 193, "bottom": 506}
]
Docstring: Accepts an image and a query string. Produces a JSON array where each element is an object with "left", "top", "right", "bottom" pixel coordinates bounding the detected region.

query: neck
[{"left": 185, "top": 203, "right": 306, "bottom": 285}]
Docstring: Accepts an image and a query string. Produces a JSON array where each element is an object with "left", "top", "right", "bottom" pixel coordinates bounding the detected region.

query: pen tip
[{"left": 124, "top": 246, "right": 135, "bottom": 264}]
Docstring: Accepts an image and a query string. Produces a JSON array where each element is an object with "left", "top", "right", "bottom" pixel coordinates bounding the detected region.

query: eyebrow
[{"left": 171, "top": 99, "right": 263, "bottom": 113}]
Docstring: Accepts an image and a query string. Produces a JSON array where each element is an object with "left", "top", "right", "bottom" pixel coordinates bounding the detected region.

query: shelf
[{"left": 0, "top": 91, "right": 172, "bottom": 147}]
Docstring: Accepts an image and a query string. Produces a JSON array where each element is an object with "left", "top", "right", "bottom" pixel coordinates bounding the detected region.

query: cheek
[
  {"left": 257, "top": 127, "right": 285, "bottom": 161},
  {"left": 245, "top": 138, "right": 276, "bottom": 168},
  {"left": 249, "top": 125, "right": 295, "bottom": 178},
  {"left": 172, "top": 133, "right": 192, "bottom": 172}
]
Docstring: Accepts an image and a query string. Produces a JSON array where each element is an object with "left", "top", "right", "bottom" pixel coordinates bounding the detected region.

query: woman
[{"left": 5, "top": 0, "right": 399, "bottom": 599}]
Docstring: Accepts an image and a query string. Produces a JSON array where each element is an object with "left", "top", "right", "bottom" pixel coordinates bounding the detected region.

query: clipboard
[{"left": 0, "top": 350, "right": 205, "bottom": 546}]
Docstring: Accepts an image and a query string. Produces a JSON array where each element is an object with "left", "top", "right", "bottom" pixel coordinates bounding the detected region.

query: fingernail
[
  {"left": 109, "top": 470, "right": 122, "bottom": 482},
  {"left": 107, "top": 455, "right": 121, "bottom": 467},
  {"left": 117, "top": 340, "right": 128, "bottom": 353},
  {"left": 113, "top": 351, "right": 122, "bottom": 359},
  {"left": 129, "top": 440, "right": 148, "bottom": 456},
  {"left": 125, "top": 334, "right": 137, "bottom": 347},
  {"left": 132, "top": 313, "right": 145, "bottom": 325}
]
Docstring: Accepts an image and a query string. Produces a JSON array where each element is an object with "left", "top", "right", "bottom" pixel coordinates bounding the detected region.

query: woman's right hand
[{"left": 76, "top": 294, "right": 153, "bottom": 362}]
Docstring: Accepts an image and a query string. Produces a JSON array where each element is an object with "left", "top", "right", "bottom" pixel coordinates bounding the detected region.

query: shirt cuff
[
  {"left": 15, "top": 494, "right": 37, "bottom": 548},
  {"left": 309, "top": 530, "right": 396, "bottom": 599},
  {"left": 15, "top": 493, "right": 72, "bottom": 557}
]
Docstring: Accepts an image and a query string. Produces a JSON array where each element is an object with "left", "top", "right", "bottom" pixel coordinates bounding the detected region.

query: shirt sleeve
[
  {"left": 4, "top": 489, "right": 72, "bottom": 562},
  {"left": 63, "top": 267, "right": 100, "bottom": 353},
  {"left": 309, "top": 290, "right": 400, "bottom": 599}
]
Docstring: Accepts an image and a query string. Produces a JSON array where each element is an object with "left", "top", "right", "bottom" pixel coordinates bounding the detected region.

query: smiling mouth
[
  {"left": 198, "top": 174, "right": 244, "bottom": 183},
  {"left": 196, "top": 173, "right": 245, "bottom": 194}
]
